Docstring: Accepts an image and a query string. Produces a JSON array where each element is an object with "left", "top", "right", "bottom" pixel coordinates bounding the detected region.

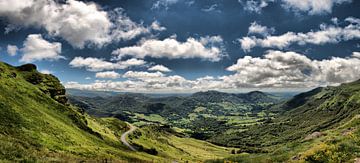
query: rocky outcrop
[
  {"left": 16, "top": 63, "right": 68, "bottom": 105},
  {"left": 17, "top": 64, "right": 37, "bottom": 72}
]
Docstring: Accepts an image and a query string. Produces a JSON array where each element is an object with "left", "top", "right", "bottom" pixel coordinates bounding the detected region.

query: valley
[
  {"left": 68, "top": 90, "right": 283, "bottom": 140},
  {"left": 0, "top": 0, "right": 359, "bottom": 161},
  {"left": 0, "top": 61, "right": 360, "bottom": 162}
]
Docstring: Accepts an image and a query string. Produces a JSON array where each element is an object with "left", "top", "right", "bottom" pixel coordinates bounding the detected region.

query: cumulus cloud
[
  {"left": 148, "top": 65, "right": 172, "bottom": 72},
  {"left": 281, "top": 0, "right": 352, "bottom": 15},
  {"left": 238, "top": 0, "right": 351, "bottom": 15},
  {"left": 150, "top": 21, "right": 167, "bottom": 31},
  {"left": 95, "top": 71, "right": 121, "bottom": 79},
  {"left": 123, "top": 71, "right": 165, "bottom": 79},
  {"left": 353, "top": 52, "right": 360, "bottom": 58},
  {"left": 112, "top": 35, "right": 225, "bottom": 61},
  {"left": 225, "top": 50, "right": 360, "bottom": 87},
  {"left": 0, "top": 0, "right": 111, "bottom": 48},
  {"left": 248, "top": 21, "right": 275, "bottom": 36},
  {"left": 20, "top": 34, "right": 63, "bottom": 63},
  {"left": 64, "top": 73, "right": 193, "bottom": 93},
  {"left": 64, "top": 51, "right": 360, "bottom": 92},
  {"left": 0, "top": 0, "right": 165, "bottom": 48},
  {"left": 7, "top": 45, "right": 18, "bottom": 56},
  {"left": 238, "top": 18, "right": 360, "bottom": 51},
  {"left": 69, "top": 57, "right": 146, "bottom": 71}
]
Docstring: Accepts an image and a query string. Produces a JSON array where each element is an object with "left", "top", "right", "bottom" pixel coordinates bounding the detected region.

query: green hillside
[
  {"left": 0, "top": 62, "right": 156, "bottom": 162},
  {"left": 0, "top": 62, "right": 231, "bottom": 162},
  {"left": 209, "top": 80, "right": 360, "bottom": 162}
]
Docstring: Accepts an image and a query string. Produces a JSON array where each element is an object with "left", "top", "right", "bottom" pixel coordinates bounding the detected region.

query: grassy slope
[
  {"left": 208, "top": 80, "right": 360, "bottom": 162},
  {"left": 0, "top": 62, "right": 161, "bottom": 162},
  {"left": 0, "top": 62, "right": 234, "bottom": 162},
  {"left": 208, "top": 114, "right": 360, "bottom": 163},
  {"left": 128, "top": 125, "right": 235, "bottom": 162}
]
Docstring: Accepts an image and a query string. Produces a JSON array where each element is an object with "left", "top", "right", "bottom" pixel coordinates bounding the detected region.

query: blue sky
[{"left": 0, "top": 0, "right": 359, "bottom": 93}]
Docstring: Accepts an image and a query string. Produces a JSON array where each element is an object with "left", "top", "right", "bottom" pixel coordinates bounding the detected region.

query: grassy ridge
[{"left": 0, "top": 62, "right": 159, "bottom": 162}]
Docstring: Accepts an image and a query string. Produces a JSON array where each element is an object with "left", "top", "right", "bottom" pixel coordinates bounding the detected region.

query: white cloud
[
  {"left": 345, "top": 17, "right": 360, "bottom": 24},
  {"left": 0, "top": 0, "right": 165, "bottom": 48},
  {"left": 69, "top": 57, "right": 146, "bottom": 72},
  {"left": 201, "top": 4, "right": 221, "bottom": 13},
  {"left": 148, "top": 65, "right": 172, "bottom": 72},
  {"left": 64, "top": 51, "right": 360, "bottom": 92},
  {"left": 248, "top": 21, "right": 275, "bottom": 36},
  {"left": 123, "top": 71, "right": 165, "bottom": 79},
  {"left": 109, "top": 8, "right": 166, "bottom": 42},
  {"left": 0, "top": 0, "right": 111, "bottom": 48},
  {"left": 152, "top": 0, "right": 179, "bottom": 10},
  {"left": 331, "top": 17, "right": 339, "bottom": 25},
  {"left": 64, "top": 73, "right": 193, "bottom": 93},
  {"left": 112, "top": 36, "right": 225, "bottom": 61},
  {"left": 118, "top": 58, "right": 147, "bottom": 68},
  {"left": 95, "top": 71, "right": 121, "bottom": 79},
  {"left": 150, "top": 21, "right": 167, "bottom": 31},
  {"left": 40, "top": 69, "right": 53, "bottom": 74},
  {"left": 7, "top": 45, "right": 18, "bottom": 56},
  {"left": 238, "top": 0, "right": 274, "bottom": 13},
  {"left": 239, "top": 18, "right": 360, "bottom": 51},
  {"left": 352, "top": 52, "right": 360, "bottom": 58},
  {"left": 238, "top": 0, "right": 351, "bottom": 15},
  {"left": 20, "top": 34, "right": 63, "bottom": 63},
  {"left": 225, "top": 50, "right": 360, "bottom": 87},
  {"left": 281, "top": 0, "right": 351, "bottom": 15}
]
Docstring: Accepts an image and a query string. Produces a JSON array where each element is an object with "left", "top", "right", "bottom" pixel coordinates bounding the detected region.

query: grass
[
  {"left": 133, "top": 113, "right": 167, "bottom": 124},
  {"left": 207, "top": 115, "right": 360, "bottom": 163},
  {"left": 0, "top": 62, "right": 239, "bottom": 162},
  {"left": 128, "top": 125, "right": 236, "bottom": 162},
  {"left": 0, "top": 62, "right": 160, "bottom": 162}
]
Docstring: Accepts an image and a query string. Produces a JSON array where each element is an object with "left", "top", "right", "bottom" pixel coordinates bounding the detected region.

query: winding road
[{"left": 120, "top": 123, "right": 137, "bottom": 151}]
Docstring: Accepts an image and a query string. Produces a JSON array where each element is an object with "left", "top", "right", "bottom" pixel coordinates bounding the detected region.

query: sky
[{"left": 0, "top": 0, "right": 359, "bottom": 93}]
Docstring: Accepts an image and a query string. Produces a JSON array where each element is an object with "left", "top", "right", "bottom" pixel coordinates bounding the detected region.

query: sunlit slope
[
  {"left": 0, "top": 62, "right": 158, "bottom": 162},
  {"left": 0, "top": 61, "right": 235, "bottom": 162}
]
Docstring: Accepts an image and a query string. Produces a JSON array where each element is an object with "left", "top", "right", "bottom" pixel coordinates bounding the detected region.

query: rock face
[
  {"left": 17, "top": 63, "right": 68, "bottom": 105},
  {"left": 38, "top": 74, "right": 68, "bottom": 105}
]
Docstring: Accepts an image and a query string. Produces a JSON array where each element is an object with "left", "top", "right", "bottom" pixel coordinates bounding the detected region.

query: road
[{"left": 120, "top": 123, "right": 137, "bottom": 151}]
